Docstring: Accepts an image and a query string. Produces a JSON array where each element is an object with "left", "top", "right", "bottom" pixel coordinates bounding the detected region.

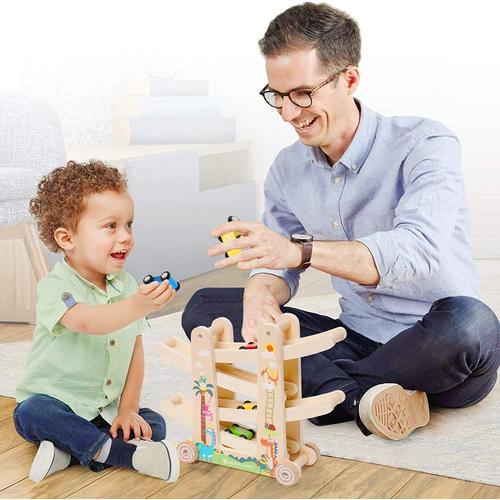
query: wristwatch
[{"left": 290, "top": 233, "right": 314, "bottom": 269}]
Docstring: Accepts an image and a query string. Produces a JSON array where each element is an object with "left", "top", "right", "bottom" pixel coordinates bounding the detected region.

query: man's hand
[
  {"left": 208, "top": 220, "right": 302, "bottom": 271},
  {"left": 132, "top": 280, "right": 175, "bottom": 316},
  {"left": 242, "top": 292, "right": 282, "bottom": 342},
  {"left": 110, "top": 408, "right": 152, "bottom": 441}
]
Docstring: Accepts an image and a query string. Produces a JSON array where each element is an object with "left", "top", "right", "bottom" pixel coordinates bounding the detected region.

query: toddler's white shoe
[
  {"left": 29, "top": 440, "right": 71, "bottom": 482},
  {"left": 358, "top": 383, "right": 430, "bottom": 440},
  {"left": 130, "top": 439, "right": 180, "bottom": 482}
]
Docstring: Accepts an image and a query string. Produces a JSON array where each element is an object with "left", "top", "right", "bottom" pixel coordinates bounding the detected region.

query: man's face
[{"left": 265, "top": 48, "right": 351, "bottom": 150}]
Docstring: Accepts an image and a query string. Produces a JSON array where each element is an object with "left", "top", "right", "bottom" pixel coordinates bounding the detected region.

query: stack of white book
[{"left": 115, "top": 79, "right": 236, "bottom": 144}]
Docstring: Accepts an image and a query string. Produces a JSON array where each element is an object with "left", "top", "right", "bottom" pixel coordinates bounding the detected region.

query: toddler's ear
[{"left": 54, "top": 227, "right": 75, "bottom": 252}]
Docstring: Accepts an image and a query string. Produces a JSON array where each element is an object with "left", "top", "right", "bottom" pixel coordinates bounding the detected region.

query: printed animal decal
[{"left": 196, "top": 428, "right": 216, "bottom": 461}]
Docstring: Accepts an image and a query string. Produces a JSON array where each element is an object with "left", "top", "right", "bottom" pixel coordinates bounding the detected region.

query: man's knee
[
  {"left": 432, "top": 296, "right": 499, "bottom": 351},
  {"left": 181, "top": 288, "right": 214, "bottom": 339},
  {"left": 181, "top": 287, "right": 244, "bottom": 339}
]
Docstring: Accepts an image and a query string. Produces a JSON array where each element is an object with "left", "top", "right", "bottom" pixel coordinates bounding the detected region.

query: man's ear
[
  {"left": 54, "top": 227, "right": 75, "bottom": 252},
  {"left": 345, "top": 67, "right": 360, "bottom": 95}
]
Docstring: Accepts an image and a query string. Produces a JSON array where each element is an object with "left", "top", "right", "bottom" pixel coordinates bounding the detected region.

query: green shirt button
[
  {"left": 106, "top": 379, "right": 112, "bottom": 386},
  {"left": 109, "top": 340, "right": 116, "bottom": 347}
]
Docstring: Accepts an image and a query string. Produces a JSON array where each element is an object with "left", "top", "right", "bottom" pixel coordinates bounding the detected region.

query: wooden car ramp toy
[{"left": 155, "top": 313, "right": 346, "bottom": 486}]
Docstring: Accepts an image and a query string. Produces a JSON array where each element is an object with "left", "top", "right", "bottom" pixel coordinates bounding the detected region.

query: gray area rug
[{"left": 1, "top": 294, "right": 499, "bottom": 486}]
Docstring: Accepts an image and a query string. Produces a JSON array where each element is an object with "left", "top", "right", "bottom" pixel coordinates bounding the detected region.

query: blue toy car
[{"left": 143, "top": 271, "right": 180, "bottom": 291}]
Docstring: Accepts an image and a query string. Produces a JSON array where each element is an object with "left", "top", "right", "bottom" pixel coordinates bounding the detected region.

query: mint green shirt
[{"left": 16, "top": 259, "right": 148, "bottom": 423}]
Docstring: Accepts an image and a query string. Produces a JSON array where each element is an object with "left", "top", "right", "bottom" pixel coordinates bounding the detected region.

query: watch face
[{"left": 291, "top": 233, "right": 313, "bottom": 242}]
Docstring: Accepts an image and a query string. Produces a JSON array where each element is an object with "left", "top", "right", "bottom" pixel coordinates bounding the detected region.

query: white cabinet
[{"left": 61, "top": 141, "right": 255, "bottom": 283}]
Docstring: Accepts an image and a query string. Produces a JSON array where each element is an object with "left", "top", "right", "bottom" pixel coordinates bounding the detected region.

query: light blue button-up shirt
[{"left": 251, "top": 100, "right": 480, "bottom": 344}]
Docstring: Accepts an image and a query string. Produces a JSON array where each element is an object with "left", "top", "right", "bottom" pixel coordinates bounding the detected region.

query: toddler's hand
[
  {"left": 133, "top": 280, "right": 175, "bottom": 315},
  {"left": 110, "top": 409, "right": 152, "bottom": 441}
]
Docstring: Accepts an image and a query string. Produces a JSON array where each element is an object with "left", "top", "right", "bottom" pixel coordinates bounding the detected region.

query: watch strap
[{"left": 298, "top": 240, "right": 313, "bottom": 269}]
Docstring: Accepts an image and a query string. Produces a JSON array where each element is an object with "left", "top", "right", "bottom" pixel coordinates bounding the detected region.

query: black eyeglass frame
[{"left": 259, "top": 66, "right": 350, "bottom": 109}]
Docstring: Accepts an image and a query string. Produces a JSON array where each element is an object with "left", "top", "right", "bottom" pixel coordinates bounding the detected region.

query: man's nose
[{"left": 280, "top": 97, "right": 302, "bottom": 122}]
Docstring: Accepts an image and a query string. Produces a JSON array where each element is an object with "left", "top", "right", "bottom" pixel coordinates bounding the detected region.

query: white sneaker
[
  {"left": 130, "top": 439, "right": 180, "bottom": 482},
  {"left": 358, "top": 383, "right": 430, "bottom": 440},
  {"left": 29, "top": 441, "right": 71, "bottom": 482}
]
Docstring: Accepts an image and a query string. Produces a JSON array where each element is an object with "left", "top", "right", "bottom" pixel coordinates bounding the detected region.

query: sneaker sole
[
  {"left": 29, "top": 441, "right": 55, "bottom": 482},
  {"left": 161, "top": 440, "right": 180, "bottom": 482},
  {"left": 359, "top": 383, "right": 430, "bottom": 440}
]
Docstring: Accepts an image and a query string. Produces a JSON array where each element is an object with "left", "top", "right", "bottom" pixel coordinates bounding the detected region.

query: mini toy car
[
  {"left": 239, "top": 341, "right": 257, "bottom": 350},
  {"left": 237, "top": 400, "right": 257, "bottom": 410},
  {"left": 217, "top": 215, "right": 241, "bottom": 258},
  {"left": 143, "top": 271, "right": 180, "bottom": 291},
  {"left": 224, "top": 423, "right": 255, "bottom": 440}
]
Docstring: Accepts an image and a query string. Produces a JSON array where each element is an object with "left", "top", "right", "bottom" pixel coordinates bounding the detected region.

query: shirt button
[
  {"left": 106, "top": 379, "right": 112, "bottom": 386},
  {"left": 352, "top": 163, "right": 358, "bottom": 171},
  {"left": 334, "top": 176, "right": 342, "bottom": 184},
  {"left": 367, "top": 295, "right": 374, "bottom": 302},
  {"left": 109, "top": 340, "right": 116, "bottom": 347},
  {"left": 332, "top": 220, "right": 340, "bottom": 229}
]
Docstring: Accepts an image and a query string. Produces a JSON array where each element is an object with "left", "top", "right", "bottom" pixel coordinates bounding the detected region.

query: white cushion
[{"left": 0, "top": 168, "right": 42, "bottom": 201}]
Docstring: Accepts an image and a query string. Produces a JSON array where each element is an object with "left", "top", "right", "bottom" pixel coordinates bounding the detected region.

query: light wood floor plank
[
  {"left": 67, "top": 462, "right": 199, "bottom": 499},
  {"left": 312, "top": 462, "right": 416, "bottom": 499},
  {"left": 232, "top": 456, "right": 353, "bottom": 499},
  {"left": 0, "top": 466, "right": 115, "bottom": 499},
  {"left": 393, "top": 473, "right": 483, "bottom": 498},
  {"left": 0, "top": 442, "right": 37, "bottom": 491},
  {"left": 473, "top": 484, "right": 500, "bottom": 499},
  {"left": 0, "top": 416, "right": 24, "bottom": 454},
  {"left": 0, "top": 397, "right": 16, "bottom": 422},
  {"left": 150, "top": 461, "right": 257, "bottom": 499}
]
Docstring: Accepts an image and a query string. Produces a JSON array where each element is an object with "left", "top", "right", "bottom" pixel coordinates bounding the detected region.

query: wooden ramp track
[
  {"left": 162, "top": 389, "right": 345, "bottom": 426},
  {"left": 156, "top": 340, "right": 299, "bottom": 397},
  {"left": 155, "top": 325, "right": 346, "bottom": 365}
]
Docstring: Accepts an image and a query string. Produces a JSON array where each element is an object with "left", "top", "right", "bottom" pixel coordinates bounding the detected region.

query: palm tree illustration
[{"left": 193, "top": 374, "right": 214, "bottom": 444}]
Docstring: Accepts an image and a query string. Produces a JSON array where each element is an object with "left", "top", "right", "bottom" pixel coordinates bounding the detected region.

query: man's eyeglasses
[{"left": 259, "top": 67, "right": 349, "bottom": 109}]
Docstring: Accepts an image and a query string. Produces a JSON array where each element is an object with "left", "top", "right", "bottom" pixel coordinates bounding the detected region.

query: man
[{"left": 182, "top": 2, "right": 500, "bottom": 440}]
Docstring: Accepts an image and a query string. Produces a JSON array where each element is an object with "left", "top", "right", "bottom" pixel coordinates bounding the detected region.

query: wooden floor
[{"left": 1, "top": 264, "right": 499, "bottom": 498}]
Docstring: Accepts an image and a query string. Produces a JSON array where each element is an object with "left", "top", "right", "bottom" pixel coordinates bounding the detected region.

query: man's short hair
[
  {"left": 258, "top": 2, "right": 361, "bottom": 73},
  {"left": 30, "top": 160, "right": 128, "bottom": 253}
]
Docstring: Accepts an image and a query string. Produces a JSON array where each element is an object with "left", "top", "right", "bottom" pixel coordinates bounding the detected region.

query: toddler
[{"left": 14, "top": 160, "right": 179, "bottom": 482}]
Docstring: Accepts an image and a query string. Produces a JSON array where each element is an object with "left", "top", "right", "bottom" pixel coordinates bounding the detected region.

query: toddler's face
[{"left": 68, "top": 190, "right": 134, "bottom": 282}]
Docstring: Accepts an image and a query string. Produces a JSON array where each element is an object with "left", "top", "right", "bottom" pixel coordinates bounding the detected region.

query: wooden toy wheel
[
  {"left": 304, "top": 441, "right": 321, "bottom": 466},
  {"left": 177, "top": 441, "right": 198, "bottom": 463},
  {"left": 275, "top": 460, "right": 302, "bottom": 486}
]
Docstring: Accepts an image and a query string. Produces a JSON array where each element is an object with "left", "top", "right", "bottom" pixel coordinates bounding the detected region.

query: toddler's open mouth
[{"left": 110, "top": 250, "right": 127, "bottom": 261}]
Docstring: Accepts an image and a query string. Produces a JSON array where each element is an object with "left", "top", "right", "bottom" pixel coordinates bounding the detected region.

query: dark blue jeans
[
  {"left": 182, "top": 288, "right": 500, "bottom": 424},
  {"left": 13, "top": 394, "right": 166, "bottom": 471}
]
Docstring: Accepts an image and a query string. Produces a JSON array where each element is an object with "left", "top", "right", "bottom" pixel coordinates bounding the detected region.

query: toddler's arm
[
  {"left": 110, "top": 335, "right": 152, "bottom": 440},
  {"left": 59, "top": 280, "right": 174, "bottom": 335}
]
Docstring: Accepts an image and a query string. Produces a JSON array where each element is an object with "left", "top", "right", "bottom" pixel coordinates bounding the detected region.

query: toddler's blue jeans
[
  {"left": 182, "top": 290, "right": 500, "bottom": 424},
  {"left": 13, "top": 395, "right": 166, "bottom": 471}
]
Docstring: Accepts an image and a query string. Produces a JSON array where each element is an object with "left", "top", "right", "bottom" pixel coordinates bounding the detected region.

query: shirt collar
[
  {"left": 60, "top": 258, "right": 124, "bottom": 298},
  {"left": 310, "top": 99, "right": 378, "bottom": 174}
]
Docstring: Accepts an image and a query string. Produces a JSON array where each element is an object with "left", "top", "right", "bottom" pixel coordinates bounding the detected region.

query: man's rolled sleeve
[{"left": 357, "top": 134, "right": 463, "bottom": 289}]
